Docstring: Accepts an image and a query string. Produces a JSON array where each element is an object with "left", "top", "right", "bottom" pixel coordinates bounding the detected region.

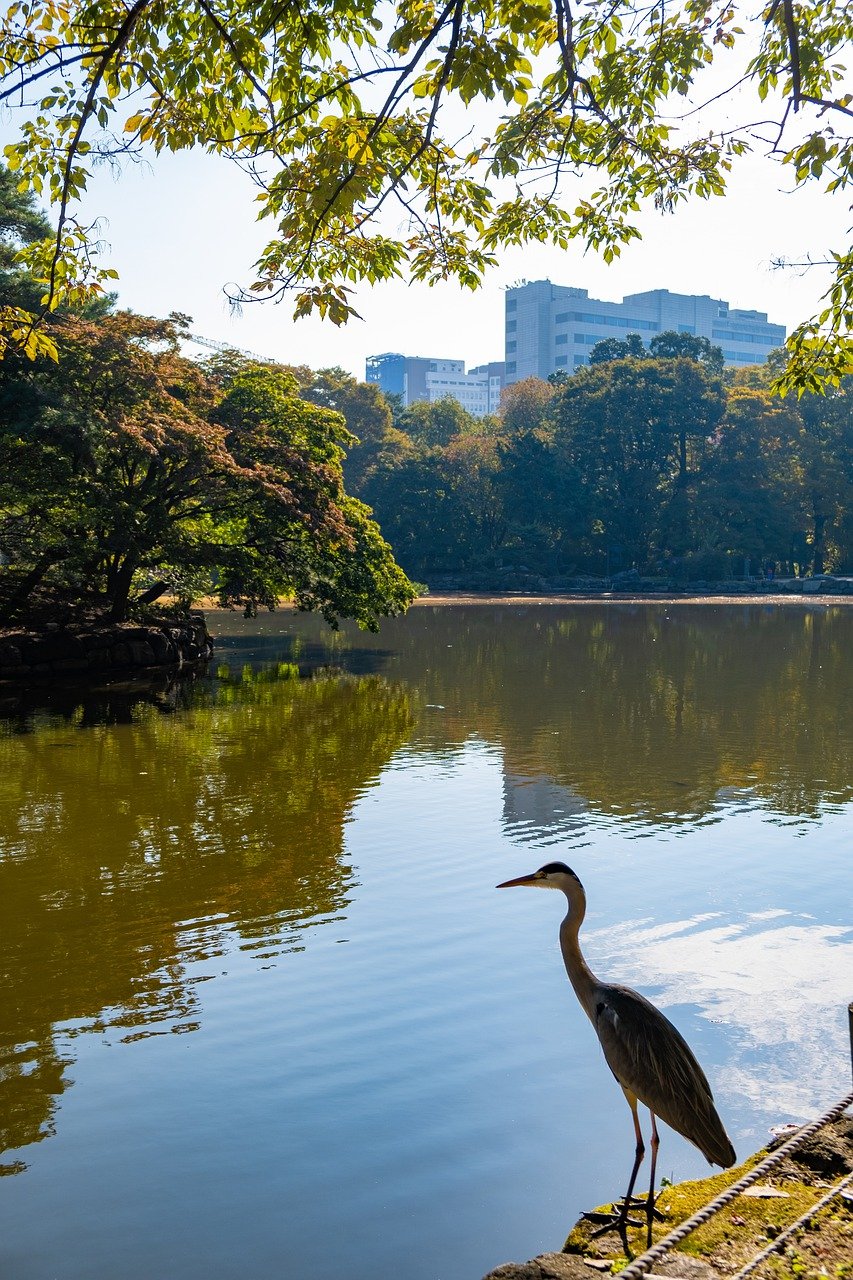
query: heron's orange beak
[{"left": 496, "top": 873, "right": 539, "bottom": 888}]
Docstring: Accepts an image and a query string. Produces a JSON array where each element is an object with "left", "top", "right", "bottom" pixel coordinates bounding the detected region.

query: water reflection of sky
[{"left": 585, "top": 909, "right": 853, "bottom": 1120}]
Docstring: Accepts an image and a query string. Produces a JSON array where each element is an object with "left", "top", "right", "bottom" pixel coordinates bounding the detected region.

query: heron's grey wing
[{"left": 594, "top": 985, "right": 736, "bottom": 1168}]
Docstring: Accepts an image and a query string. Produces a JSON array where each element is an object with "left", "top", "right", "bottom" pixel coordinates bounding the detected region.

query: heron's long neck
[{"left": 558, "top": 883, "right": 599, "bottom": 1023}]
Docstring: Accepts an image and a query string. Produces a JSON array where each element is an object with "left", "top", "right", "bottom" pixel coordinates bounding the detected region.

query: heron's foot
[
  {"left": 583, "top": 1207, "right": 644, "bottom": 1236},
  {"left": 583, "top": 1209, "right": 639, "bottom": 1261},
  {"left": 638, "top": 1196, "right": 666, "bottom": 1224},
  {"left": 581, "top": 1197, "right": 666, "bottom": 1256}
]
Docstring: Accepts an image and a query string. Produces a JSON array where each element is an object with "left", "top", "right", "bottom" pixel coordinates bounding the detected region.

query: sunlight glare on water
[{"left": 0, "top": 603, "right": 851, "bottom": 1280}]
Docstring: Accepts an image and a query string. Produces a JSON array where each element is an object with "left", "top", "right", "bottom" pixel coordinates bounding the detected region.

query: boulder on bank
[{"left": 0, "top": 615, "right": 213, "bottom": 682}]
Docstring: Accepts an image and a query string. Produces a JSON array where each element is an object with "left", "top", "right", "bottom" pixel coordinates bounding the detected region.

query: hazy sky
[{"left": 47, "top": 103, "right": 850, "bottom": 379}]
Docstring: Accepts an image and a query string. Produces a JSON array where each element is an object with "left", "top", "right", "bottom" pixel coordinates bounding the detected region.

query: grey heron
[{"left": 497, "top": 861, "right": 736, "bottom": 1254}]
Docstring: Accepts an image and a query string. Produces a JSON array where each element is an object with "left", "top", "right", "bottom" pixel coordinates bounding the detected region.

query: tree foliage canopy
[
  {"left": 588, "top": 333, "right": 648, "bottom": 364},
  {"left": 589, "top": 331, "right": 725, "bottom": 370},
  {"left": 0, "top": 0, "right": 850, "bottom": 389},
  {"left": 0, "top": 162, "right": 58, "bottom": 359}
]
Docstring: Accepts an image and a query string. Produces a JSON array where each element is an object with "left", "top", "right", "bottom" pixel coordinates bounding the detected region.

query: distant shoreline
[
  {"left": 407, "top": 592, "right": 853, "bottom": 606},
  {"left": 194, "top": 592, "right": 853, "bottom": 612}
]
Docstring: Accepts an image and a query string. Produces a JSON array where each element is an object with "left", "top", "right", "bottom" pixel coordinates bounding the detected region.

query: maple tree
[{"left": 0, "top": 311, "right": 415, "bottom": 623}]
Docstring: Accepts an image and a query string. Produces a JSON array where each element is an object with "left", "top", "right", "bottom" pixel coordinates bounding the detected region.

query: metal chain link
[{"left": 617, "top": 1089, "right": 853, "bottom": 1280}]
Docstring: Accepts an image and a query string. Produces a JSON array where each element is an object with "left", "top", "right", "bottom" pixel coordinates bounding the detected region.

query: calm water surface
[{"left": 1, "top": 603, "right": 851, "bottom": 1280}]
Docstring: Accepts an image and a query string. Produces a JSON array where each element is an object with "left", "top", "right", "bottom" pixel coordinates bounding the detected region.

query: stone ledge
[
  {"left": 482, "top": 1117, "right": 852, "bottom": 1280},
  {"left": 0, "top": 615, "right": 213, "bottom": 683}
]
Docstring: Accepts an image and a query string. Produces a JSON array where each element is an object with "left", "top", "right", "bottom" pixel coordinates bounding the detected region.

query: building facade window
[
  {"left": 721, "top": 350, "right": 767, "bottom": 363},
  {"left": 712, "top": 328, "right": 778, "bottom": 344},
  {"left": 565, "top": 311, "right": 659, "bottom": 331}
]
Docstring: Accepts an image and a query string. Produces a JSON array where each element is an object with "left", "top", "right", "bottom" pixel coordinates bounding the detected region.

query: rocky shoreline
[
  {"left": 483, "top": 1116, "right": 853, "bottom": 1280},
  {"left": 0, "top": 614, "right": 213, "bottom": 682}
]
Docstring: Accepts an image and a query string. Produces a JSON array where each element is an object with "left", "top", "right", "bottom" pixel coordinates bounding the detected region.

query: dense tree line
[
  {"left": 302, "top": 341, "right": 853, "bottom": 583},
  {"left": 2, "top": 307, "right": 850, "bottom": 618}
]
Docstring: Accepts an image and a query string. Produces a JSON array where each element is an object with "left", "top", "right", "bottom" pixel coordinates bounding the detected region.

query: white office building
[{"left": 504, "top": 281, "right": 786, "bottom": 383}]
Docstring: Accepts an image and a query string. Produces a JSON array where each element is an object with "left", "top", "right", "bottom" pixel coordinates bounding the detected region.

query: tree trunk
[
  {"left": 135, "top": 579, "right": 169, "bottom": 606},
  {"left": 812, "top": 501, "right": 826, "bottom": 575},
  {"left": 0, "top": 553, "right": 53, "bottom": 624},
  {"left": 108, "top": 561, "right": 136, "bottom": 621},
  {"left": 678, "top": 429, "right": 688, "bottom": 484}
]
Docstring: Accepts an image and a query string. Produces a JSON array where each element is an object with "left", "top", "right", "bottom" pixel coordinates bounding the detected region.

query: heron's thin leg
[
  {"left": 616, "top": 1095, "right": 645, "bottom": 1257},
  {"left": 646, "top": 1111, "right": 660, "bottom": 1249},
  {"left": 587, "top": 1095, "right": 646, "bottom": 1248}
]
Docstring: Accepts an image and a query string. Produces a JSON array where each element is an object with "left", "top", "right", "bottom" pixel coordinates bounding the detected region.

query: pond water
[{"left": 1, "top": 602, "right": 851, "bottom": 1280}]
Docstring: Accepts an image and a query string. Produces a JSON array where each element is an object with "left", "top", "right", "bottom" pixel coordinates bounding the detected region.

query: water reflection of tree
[
  {"left": 0, "top": 665, "right": 413, "bottom": 1171},
  {"left": 461, "top": 606, "right": 851, "bottom": 820},
  {"left": 277, "top": 604, "right": 853, "bottom": 822}
]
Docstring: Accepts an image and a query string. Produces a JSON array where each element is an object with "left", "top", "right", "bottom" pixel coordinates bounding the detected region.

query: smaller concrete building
[{"left": 366, "top": 353, "right": 506, "bottom": 417}]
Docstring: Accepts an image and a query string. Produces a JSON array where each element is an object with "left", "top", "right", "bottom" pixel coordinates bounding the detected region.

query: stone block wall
[{"left": 0, "top": 615, "right": 213, "bottom": 682}]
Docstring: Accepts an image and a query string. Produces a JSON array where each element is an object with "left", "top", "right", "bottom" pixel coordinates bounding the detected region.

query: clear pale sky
[{"left": 77, "top": 138, "right": 845, "bottom": 379}]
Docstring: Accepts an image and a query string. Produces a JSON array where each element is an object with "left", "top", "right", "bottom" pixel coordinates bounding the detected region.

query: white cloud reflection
[{"left": 585, "top": 911, "right": 853, "bottom": 1121}]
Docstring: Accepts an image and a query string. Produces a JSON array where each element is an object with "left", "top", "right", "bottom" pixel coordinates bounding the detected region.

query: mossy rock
[{"left": 563, "top": 1138, "right": 852, "bottom": 1275}]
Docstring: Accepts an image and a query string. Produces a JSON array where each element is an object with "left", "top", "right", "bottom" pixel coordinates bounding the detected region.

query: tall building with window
[
  {"left": 366, "top": 353, "right": 505, "bottom": 417},
  {"left": 504, "top": 281, "right": 786, "bottom": 383}
]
